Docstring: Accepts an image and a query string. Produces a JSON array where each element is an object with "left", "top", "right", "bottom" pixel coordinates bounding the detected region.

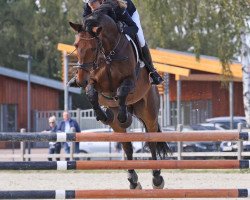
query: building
[
  {"left": 57, "top": 43, "right": 244, "bottom": 126},
  {"left": 0, "top": 66, "right": 81, "bottom": 134}
]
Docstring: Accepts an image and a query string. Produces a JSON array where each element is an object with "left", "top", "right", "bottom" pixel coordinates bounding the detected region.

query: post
[
  {"left": 76, "top": 108, "right": 81, "bottom": 128},
  {"left": 177, "top": 80, "right": 182, "bottom": 125},
  {"left": 27, "top": 56, "right": 32, "bottom": 160},
  {"left": 18, "top": 54, "right": 32, "bottom": 161},
  {"left": 177, "top": 124, "right": 183, "bottom": 160},
  {"left": 237, "top": 123, "right": 243, "bottom": 160},
  {"left": 33, "top": 110, "right": 38, "bottom": 132},
  {"left": 229, "top": 81, "right": 234, "bottom": 129},
  {"left": 64, "top": 51, "right": 69, "bottom": 111},
  {"left": 160, "top": 95, "right": 164, "bottom": 127},
  {"left": 20, "top": 129, "right": 26, "bottom": 161},
  {"left": 70, "top": 127, "right": 76, "bottom": 161},
  {"left": 164, "top": 73, "right": 171, "bottom": 126}
]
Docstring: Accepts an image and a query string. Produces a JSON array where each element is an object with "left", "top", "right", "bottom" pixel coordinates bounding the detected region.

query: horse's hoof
[
  {"left": 152, "top": 175, "right": 165, "bottom": 189},
  {"left": 101, "top": 108, "right": 114, "bottom": 125},
  {"left": 129, "top": 182, "right": 142, "bottom": 190},
  {"left": 128, "top": 170, "right": 141, "bottom": 189},
  {"left": 135, "top": 182, "right": 142, "bottom": 190},
  {"left": 118, "top": 112, "right": 132, "bottom": 129}
]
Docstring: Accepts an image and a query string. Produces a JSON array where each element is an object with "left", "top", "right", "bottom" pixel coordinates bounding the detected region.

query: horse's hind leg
[{"left": 133, "top": 87, "right": 165, "bottom": 189}]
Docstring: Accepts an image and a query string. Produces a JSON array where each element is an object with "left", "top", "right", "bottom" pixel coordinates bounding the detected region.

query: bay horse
[{"left": 69, "top": 9, "right": 169, "bottom": 189}]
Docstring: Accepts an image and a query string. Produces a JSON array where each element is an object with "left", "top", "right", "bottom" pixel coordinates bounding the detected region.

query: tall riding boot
[
  {"left": 142, "top": 44, "right": 164, "bottom": 85},
  {"left": 67, "top": 76, "right": 79, "bottom": 87}
]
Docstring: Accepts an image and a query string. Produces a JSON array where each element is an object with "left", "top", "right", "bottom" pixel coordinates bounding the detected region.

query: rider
[{"left": 68, "top": 0, "right": 163, "bottom": 86}]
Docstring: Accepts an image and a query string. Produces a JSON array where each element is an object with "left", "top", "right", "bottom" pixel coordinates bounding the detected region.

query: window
[
  {"left": 170, "top": 100, "right": 212, "bottom": 126},
  {"left": 0, "top": 104, "right": 17, "bottom": 132}
]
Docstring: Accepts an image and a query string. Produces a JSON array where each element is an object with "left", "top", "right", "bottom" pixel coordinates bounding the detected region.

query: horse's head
[
  {"left": 69, "top": 21, "right": 101, "bottom": 88},
  {"left": 69, "top": 11, "right": 119, "bottom": 88}
]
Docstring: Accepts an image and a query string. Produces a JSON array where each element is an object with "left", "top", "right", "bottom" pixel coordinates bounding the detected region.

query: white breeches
[{"left": 131, "top": 10, "right": 146, "bottom": 47}]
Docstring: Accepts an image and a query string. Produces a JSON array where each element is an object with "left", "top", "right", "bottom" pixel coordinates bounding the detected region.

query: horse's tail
[
  {"left": 156, "top": 142, "right": 173, "bottom": 160},
  {"left": 156, "top": 123, "right": 173, "bottom": 160}
]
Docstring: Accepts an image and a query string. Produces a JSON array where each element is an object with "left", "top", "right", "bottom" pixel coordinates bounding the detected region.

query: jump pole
[
  {"left": 0, "top": 131, "right": 249, "bottom": 142},
  {"left": 0, "top": 189, "right": 249, "bottom": 199},
  {"left": 0, "top": 160, "right": 249, "bottom": 170}
]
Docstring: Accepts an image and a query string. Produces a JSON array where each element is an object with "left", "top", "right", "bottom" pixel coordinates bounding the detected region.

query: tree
[
  {"left": 0, "top": 0, "right": 82, "bottom": 79},
  {"left": 241, "top": 25, "right": 250, "bottom": 126},
  {"left": 134, "top": 0, "right": 250, "bottom": 125}
]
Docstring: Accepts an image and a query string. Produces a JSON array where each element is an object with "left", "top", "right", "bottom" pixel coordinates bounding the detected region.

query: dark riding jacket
[
  {"left": 57, "top": 119, "right": 81, "bottom": 133},
  {"left": 82, "top": 0, "right": 138, "bottom": 36}
]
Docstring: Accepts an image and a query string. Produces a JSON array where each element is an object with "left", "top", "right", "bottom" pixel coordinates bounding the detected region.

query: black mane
[{"left": 83, "top": 1, "right": 118, "bottom": 36}]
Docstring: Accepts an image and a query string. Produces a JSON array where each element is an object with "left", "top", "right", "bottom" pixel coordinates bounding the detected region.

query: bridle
[
  {"left": 71, "top": 32, "right": 123, "bottom": 72},
  {"left": 70, "top": 28, "right": 128, "bottom": 93},
  {"left": 71, "top": 35, "right": 102, "bottom": 72}
]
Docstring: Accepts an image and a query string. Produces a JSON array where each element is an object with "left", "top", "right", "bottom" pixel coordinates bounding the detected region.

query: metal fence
[{"left": 34, "top": 109, "right": 147, "bottom": 132}]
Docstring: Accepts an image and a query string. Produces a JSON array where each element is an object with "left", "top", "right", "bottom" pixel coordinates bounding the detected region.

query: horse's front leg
[
  {"left": 86, "top": 84, "right": 114, "bottom": 124},
  {"left": 122, "top": 142, "right": 142, "bottom": 190},
  {"left": 116, "top": 79, "right": 134, "bottom": 128}
]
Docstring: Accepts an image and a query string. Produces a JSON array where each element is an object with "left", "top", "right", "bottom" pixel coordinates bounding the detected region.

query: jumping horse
[{"left": 69, "top": 7, "right": 169, "bottom": 189}]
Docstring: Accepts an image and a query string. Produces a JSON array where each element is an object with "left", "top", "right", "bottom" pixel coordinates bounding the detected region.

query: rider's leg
[
  {"left": 132, "top": 11, "right": 163, "bottom": 85},
  {"left": 141, "top": 44, "right": 164, "bottom": 85}
]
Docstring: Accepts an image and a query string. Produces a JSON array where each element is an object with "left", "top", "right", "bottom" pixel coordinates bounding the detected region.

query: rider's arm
[
  {"left": 117, "top": 9, "right": 139, "bottom": 35},
  {"left": 83, "top": 3, "right": 92, "bottom": 18}
]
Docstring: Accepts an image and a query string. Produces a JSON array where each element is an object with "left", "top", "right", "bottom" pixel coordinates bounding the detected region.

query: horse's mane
[{"left": 83, "top": 1, "right": 118, "bottom": 36}]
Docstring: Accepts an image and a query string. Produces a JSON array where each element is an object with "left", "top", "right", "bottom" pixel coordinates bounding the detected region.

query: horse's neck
[{"left": 101, "top": 27, "right": 120, "bottom": 53}]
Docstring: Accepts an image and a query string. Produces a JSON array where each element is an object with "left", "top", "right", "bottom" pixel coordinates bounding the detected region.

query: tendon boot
[
  {"left": 67, "top": 76, "right": 79, "bottom": 87},
  {"left": 142, "top": 44, "right": 164, "bottom": 85}
]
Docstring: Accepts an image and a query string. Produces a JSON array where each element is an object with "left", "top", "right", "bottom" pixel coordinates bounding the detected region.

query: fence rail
[
  {"left": 0, "top": 160, "right": 249, "bottom": 170},
  {"left": 1, "top": 128, "right": 250, "bottom": 161},
  {"left": 0, "top": 189, "right": 249, "bottom": 199},
  {"left": 1, "top": 151, "right": 250, "bottom": 162},
  {"left": 0, "top": 131, "right": 249, "bottom": 142}
]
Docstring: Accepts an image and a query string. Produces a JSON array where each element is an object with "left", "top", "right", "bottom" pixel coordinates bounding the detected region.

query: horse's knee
[
  {"left": 116, "top": 79, "right": 134, "bottom": 127},
  {"left": 86, "top": 85, "right": 114, "bottom": 123},
  {"left": 86, "top": 84, "right": 98, "bottom": 108},
  {"left": 117, "top": 79, "right": 135, "bottom": 98},
  {"left": 117, "top": 79, "right": 135, "bottom": 106}
]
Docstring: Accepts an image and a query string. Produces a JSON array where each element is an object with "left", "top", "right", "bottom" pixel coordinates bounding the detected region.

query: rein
[{"left": 73, "top": 32, "right": 127, "bottom": 72}]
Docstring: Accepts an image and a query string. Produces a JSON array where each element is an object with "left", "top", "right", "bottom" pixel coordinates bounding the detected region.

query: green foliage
[
  {"left": 0, "top": 0, "right": 82, "bottom": 80},
  {"left": 134, "top": 0, "right": 250, "bottom": 78},
  {"left": 0, "top": 0, "right": 249, "bottom": 79}
]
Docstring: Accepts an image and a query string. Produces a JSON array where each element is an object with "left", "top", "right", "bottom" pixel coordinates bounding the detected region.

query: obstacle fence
[
  {"left": 0, "top": 130, "right": 250, "bottom": 199},
  {"left": 0, "top": 189, "right": 249, "bottom": 199},
  {"left": 0, "top": 130, "right": 249, "bottom": 142},
  {"left": 0, "top": 160, "right": 249, "bottom": 170}
]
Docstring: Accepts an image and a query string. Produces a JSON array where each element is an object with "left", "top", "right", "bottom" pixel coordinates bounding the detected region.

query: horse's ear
[
  {"left": 92, "top": 27, "right": 102, "bottom": 36},
  {"left": 69, "top": 22, "right": 83, "bottom": 32}
]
